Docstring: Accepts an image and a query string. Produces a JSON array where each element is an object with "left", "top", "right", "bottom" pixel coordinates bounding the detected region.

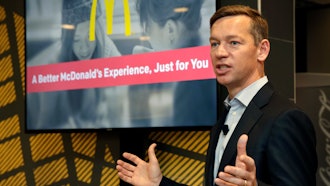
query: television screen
[{"left": 25, "top": 0, "right": 218, "bottom": 131}]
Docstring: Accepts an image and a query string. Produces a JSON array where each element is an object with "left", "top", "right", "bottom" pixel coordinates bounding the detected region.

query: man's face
[
  {"left": 73, "top": 20, "right": 96, "bottom": 60},
  {"left": 209, "top": 15, "right": 263, "bottom": 95}
]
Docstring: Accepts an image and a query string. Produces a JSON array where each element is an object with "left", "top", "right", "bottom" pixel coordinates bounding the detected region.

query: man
[{"left": 116, "top": 5, "right": 318, "bottom": 186}]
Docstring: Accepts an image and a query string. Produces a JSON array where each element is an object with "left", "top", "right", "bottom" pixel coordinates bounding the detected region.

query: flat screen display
[{"left": 25, "top": 0, "right": 217, "bottom": 131}]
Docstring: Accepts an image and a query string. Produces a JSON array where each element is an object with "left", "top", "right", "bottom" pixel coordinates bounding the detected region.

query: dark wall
[
  {"left": 219, "top": 0, "right": 295, "bottom": 100},
  {"left": 295, "top": 2, "right": 330, "bottom": 186}
]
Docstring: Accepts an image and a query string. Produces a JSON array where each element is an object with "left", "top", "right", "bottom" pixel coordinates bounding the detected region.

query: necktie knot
[
  {"left": 224, "top": 102, "right": 231, "bottom": 111},
  {"left": 221, "top": 101, "right": 231, "bottom": 135},
  {"left": 221, "top": 124, "right": 229, "bottom": 135}
]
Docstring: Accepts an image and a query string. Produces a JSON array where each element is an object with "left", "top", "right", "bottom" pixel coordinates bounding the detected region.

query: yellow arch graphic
[
  {"left": 89, "top": 0, "right": 131, "bottom": 41},
  {"left": 122, "top": 0, "right": 131, "bottom": 36}
]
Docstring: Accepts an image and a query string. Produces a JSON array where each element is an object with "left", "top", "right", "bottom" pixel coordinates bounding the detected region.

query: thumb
[
  {"left": 236, "top": 134, "right": 248, "bottom": 168},
  {"left": 148, "top": 143, "right": 158, "bottom": 163},
  {"left": 237, "top": 134, "right": 248, "bottom": 156}
]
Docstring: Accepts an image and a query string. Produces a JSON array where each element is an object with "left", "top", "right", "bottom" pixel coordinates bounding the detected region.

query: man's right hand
[{"left": 116, "top": 143, "right": 163, "bottom": 186}]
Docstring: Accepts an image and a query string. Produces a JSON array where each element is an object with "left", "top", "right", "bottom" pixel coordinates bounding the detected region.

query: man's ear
[{"left": 257, "top": 39, "right": 270, "bottom": 62}]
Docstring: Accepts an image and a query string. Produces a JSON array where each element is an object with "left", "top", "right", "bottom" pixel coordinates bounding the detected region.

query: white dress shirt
[{"left": 213, "top": 76, "right": 268, "bottom": 179}]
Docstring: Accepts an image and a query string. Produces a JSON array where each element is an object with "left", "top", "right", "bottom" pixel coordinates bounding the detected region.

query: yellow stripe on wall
[
  {"left": 155, "top": 150, "right": 205, "bottom": 186},
  {"left": 149, "top": 131, "right": 210, "bottom": 155},
  {"left": 29, "top": 133, "right": 65, "bottom": 162},
  {"left": 0, "top": 24, "right": 10, "bottom": 54},
  {"left": 101, "top": 166, "right": 120, "bottom": 186},
  {"left": 33, "top": 157, "right": 69, "bottom": 186},
  {"left": 0, "top": 6, "right": 6, "bottom": 21},
  {"left": 75, "top": 158, "right": 93, "bottom": 183},
  {"left": 71, "top": 133, "right": 97, "bottom": 158},
  {"left": 104, "top": 144, "right": 115, "bottom": 163},
  {"left": 0, "top": 115, "right": 20, "bottom": 141},
  {"left": 0, "top": 172, "right": 27, "bottom": 186},
  {"left": 0, "top": 81, "right": 16, "bottom": 108},
  {"left": 0, "top": 55, "right": 13, "bottom": 82},
  {"left": 0, "top": 137, "right": 24, "bottom": 174}
]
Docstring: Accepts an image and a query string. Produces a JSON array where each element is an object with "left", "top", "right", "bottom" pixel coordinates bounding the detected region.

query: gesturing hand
[
  {"left": 215, "top": 134, "right": 257, "bottom": 186},
  {"left": 116, "top": 143, "right": 163, "bottom": 186}
]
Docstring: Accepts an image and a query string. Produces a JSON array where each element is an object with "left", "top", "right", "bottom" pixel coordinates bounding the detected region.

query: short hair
[{"left": 210, "top": 5, "right": 268, "bottom": 45}]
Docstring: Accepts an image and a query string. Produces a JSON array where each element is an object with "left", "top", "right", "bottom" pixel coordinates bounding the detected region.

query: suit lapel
[
  {"left": 219, "top": 102, "right": 262, "bottom": 169},
  {"left": 206, "top": 107, "right": 226, "bottom": 180},
  {"left": 218, "top": 83, "right": 274, "bottom": 170},
  {"left": 205, "top": 108, "right": 228, "bottom": 184}
]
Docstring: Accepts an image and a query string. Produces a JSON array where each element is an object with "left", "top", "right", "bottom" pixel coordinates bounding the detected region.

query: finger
[
  {"left": 220, "top": 166, "right": 250, "bottom": 186},
  {"left": 240, "top": 154, "right": 256, "bottom": 172},
  {"left": 122, "top": 152, "right": 143, "bottom": 165},
  {"left": 116, "top": 159, "right": 136, "bottom": 172},
  {"left": 239, "top": 156, "right": 257, "bottom": 186},
  {"left": 117, "top": 171, "right": 133, "bottom": 184},
  {"left": 148, "top": 143, "right": 158, "bottom": 163},
  {"left": 217, "top": 170, "right": 244, "bottom": 186},
  {"left": 237, "top": 134, "right": 248, "bottom": 157},
  {"left": 116, "top": 163, "right": 134, "bottom": 177},
  {"left": 236, "top": 134, "right": 248, "bottom": 169},
  {"left": 214, "top": 173, "right": 232, "bottom": 186},
  {"left": 223, "top": 165, "right": 247, "bottom": 179},
  {"left": 215, "top": 171, "right": 233, "bottom": 186}
]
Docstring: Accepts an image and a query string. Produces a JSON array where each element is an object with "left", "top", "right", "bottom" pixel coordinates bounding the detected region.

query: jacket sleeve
[{"left": 259, "top": 109, "right": 318, "bottom": 186}]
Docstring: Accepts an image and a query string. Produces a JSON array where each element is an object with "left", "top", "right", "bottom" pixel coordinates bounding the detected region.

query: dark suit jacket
[{"left": 161, "top": 83, "right": 318, "bottom": 186}]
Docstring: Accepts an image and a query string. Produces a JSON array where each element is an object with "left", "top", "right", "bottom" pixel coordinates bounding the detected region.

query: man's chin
[{"left": 216, "top": 77, "right": 229, "bottom": 86}]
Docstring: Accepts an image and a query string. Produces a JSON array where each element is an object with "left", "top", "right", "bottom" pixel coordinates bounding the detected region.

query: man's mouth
[
  {"left": 218, "top": 65, "right": 228, "bottom": 69},
  {"left": 215, "top": 64, "right": 230, "bottom": 75}
]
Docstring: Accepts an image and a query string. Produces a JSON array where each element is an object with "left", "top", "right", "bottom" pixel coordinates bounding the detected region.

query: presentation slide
[{"left": 25, "top": 0, "right": 217, "bottom": 130}]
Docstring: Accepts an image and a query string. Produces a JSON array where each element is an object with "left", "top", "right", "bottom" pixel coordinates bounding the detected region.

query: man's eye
[
  {"left": 210, "top": 42, "right": 219, "bottom": 48},
  {"left": 231, "top": 41, "right": 239, "bottom": 45}
]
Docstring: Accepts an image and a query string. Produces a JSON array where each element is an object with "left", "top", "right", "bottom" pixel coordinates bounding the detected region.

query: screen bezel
[{"left": 24, "top": 0, "right": 220, "bottom": 133}]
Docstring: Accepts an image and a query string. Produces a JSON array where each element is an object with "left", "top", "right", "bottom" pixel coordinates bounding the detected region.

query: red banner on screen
[{"left": 27, "top": 46, "right": 216, "bottom": 93}]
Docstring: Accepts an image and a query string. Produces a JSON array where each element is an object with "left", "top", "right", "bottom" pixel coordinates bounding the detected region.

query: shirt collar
[{"left": 224, "top": 76, "right": 268, "bottom": 107}]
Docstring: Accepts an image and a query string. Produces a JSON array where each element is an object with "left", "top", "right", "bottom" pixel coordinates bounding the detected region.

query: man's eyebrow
[
  {"left": 225, "top": 35, "right": 242, "bottom": 40},
  {"left": 209, "top": 35, "right": 242, "bottom": 41},
  {"left": 209, "top": 36, "right": 217, "bottom": 41}
]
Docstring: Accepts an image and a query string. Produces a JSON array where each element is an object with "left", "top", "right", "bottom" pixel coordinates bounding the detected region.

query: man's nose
[{"left": 215, "top": 44, "right": 228, "bottom": 57}]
